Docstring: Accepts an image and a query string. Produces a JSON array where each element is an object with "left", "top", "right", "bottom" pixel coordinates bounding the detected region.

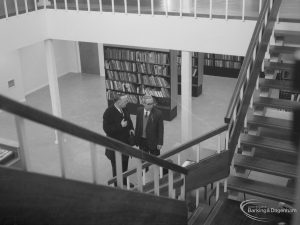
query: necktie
[{"left": 145, "top": 111, "right": 148, "bottom": 117}]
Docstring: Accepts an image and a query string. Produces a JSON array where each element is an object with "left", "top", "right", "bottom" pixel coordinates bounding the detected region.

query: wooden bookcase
[
  {"left": 204, "top": 53, "right": 244, "bottom": 78},
  {"left": 104, "top": 45, "right": 178, "bottom": 121},
  {"left": 177, "top": 52, "right": 203, "bottom": 97}
]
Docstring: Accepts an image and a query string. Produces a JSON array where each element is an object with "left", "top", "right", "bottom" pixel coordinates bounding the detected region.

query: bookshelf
[
  {"left": 177, "top": 52, "right": 203, "bottom": 97},
  {"left": 204, "top": 53, "right": 244, "bottom": 78},
  {"left": 104, "top": 46, "right": 178, "bottom": 121}
]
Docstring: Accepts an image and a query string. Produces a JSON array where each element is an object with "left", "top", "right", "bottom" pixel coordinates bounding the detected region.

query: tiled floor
[{"left": 0, "top": 73, "right": 236, "bottom": 185}]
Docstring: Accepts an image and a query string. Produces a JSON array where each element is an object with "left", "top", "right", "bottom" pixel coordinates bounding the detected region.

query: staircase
[{"left": 227, "top": 26, "right": 300, "bottom": 206}]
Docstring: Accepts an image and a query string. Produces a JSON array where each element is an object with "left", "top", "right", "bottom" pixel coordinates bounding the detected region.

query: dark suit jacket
[
  {"left": 103, "top": 105, "right": 133, "bottom": 160},
  {"left": 135, "top": 106, "right": 164, "bottom": 150}
]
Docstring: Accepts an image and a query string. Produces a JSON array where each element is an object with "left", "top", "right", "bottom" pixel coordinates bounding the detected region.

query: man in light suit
[
  {"left": 103, "top": 94, "right": 134, "bottom": 185},
  {"left": 135, "top": 95, "right": 164, "bottom": 157}
]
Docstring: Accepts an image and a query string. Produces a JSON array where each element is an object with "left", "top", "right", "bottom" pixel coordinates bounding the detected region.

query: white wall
[
  {"left": 0, "top": 51, "right": 25, "bottom": 101},
  {"left": 20, "top": 40, "right": 78, "bottom": 95},
  {"left": 0, "top": 12, "right": 47, "bottom": 54}
]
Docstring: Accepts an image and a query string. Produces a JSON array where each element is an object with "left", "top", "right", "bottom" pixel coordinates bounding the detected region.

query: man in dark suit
[
  {"left": 103, "top": 94, "right": 134, "bottom": 185},
  {"left": 135, "top": 95, "right": 164, "bottom": 157}
]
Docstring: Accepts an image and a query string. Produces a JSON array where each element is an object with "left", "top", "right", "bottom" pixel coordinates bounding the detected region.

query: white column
[
  {"left": 44, "top": 39, "right": 62, "bottom": 143},
  {"left": 75, "top": 41, "right": 82, "bottom": 73},
  {"left": 181, "top": 51, "right": 193, "bottom": 162},
  {"left": 98, "top": 43, "right": 105, "bottom": 77}
]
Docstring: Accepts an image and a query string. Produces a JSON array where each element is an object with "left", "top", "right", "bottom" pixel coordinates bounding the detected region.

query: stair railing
[
  {"left": 0, "top": 94, "right": 187, "bottom": 200},
  {"left": 1, "top": 0, "right": 279, "bottom": 21},
  {"left": 224, "top": 0, "right": 282, "bottom": 163},
  {"left": 108, "top": 124, "right": 230, "bottom": 207}
]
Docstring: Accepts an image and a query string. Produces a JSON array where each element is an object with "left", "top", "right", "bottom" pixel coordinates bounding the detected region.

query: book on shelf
[
  {"left": 192, "top": 68, "right": 198, "bottom": 77},
  {"left": 105, "top": 47, "right": 169, "bottom": 64},
  {"left": 106, "top": 90, "right": 138, "bottom": 104},
  {"left": 136, "top": 86, "right": 170, "bottom": 98}
]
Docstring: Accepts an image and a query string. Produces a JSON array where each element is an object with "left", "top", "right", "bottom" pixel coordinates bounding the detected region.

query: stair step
[
  {"left": 253, "top": 96, "right": 300, "bottom": 111},
  {"left": 254, "top": 148, "right": 298, "bottom": 165},
  {"left": 227, "top": 176, "right": 295, "bottom": 203},
  {"left": 274, "top": 30, "right": 300, "bottom": 45},
  {"left": 247, "top": 115, "right": 293, "bottom": 130},
  {"left": 259, "top": 79, "right": 300, "bottom": 93},
  {"left": 264, "top": 61, "right": 294, "bottom": 72},
  {"left": 240, "top": 134, "right": 297, "bottom": 155},
  {"left": 269, "top": 45, "right": 300, "bottom": 56},
  {"left": 234, "top": 154, "right": 297, "bottom": 179}
]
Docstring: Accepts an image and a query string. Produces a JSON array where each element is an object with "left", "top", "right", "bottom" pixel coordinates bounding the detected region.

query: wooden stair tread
[
  {"left": 259, "top": 79, "right": 299, "bottom": 93},
  {"left": 275, "top": 30, "right": 300, "bottom": 38},
  {"left": 264, "top": 61, "right": 294, "bottom": 72},
  {"left": 253, "top": 96, "right": 300, "bottom": 111},
  {"left": 274, "top": 30, "right": 300, "bottom": 45},
  {"left": 240, "top": 134, "right": 297, "bottom": 155},
  {"left": 254, "top": 148, "right": 298, "bottom": 165},
  {"left": 269, "top": 45, "right": 300, "bottom": 55},
  {"left": 234, "top": 154, "right": 297, "bottom": 178},
  {"left": 247, "top": 115, "right": 293, "bottom": 130},
  {"left": 227, "top": 176, "right": 295, "bottom": 203}
]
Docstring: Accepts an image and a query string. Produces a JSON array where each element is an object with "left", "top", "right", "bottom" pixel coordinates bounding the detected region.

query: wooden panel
[
  {"left": 227, "top": 176, "right": 295, "bottom": 203},
  {"left": 234, "top": 154, "right": 297, "bottom": 178},
  {"left": 264, "top": 61, "right": 294, "bottom": 73},
  {"left": 259, "top": 79, "right": 299, "bottom": 93},
  {"left": 185, "top": 151, "right": 230, "bottom": 192},
  {"left": 254, "top": 97, "right": 300, "bottom": 111},
  {"left": 269, "top": 45, "right": 300, "bottom": 56},
  {"left": 247, "top": 114, "right": 293, "bottom": 130},
  {"left": 79, "top": 42, "right": 100, "bottom": 75},
  {"left": 0, "top": 167, "right": 187, "bottom": 225},
  {"left": 240, "top": 134, "right": 297, "bottom": 154}
]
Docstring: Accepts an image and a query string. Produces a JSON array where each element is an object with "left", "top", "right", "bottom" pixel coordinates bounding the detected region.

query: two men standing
[{"left": 103, "top": 94, "right": 164, "bottom": 182}]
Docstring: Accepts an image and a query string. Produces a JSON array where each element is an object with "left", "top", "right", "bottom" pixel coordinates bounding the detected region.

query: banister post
[
  {"left": 168, "top": 170, "right": 174, "bottom": 198},
  {"left": 115, "top": 151, "right": 123, "bottom": 188},
  {"left": 154, "top": 165, "right": 160, "bottom": 196},
  {"left": 136, "top": 159, "right": 143, "bottom": 192},
  {"left": 179, "top": 175, "right": 185, "bottom": 200},
  {"left": 15, "top": 116, "right": 30, "bottom": 171}
]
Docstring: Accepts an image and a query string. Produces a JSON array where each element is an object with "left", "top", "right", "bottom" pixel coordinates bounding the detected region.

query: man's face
[
  {"left": 144, "top": 98, "right": 154, "bottom": 111},
  {"left": 119, "top": 96, "right": 128, "bottom": 108}
]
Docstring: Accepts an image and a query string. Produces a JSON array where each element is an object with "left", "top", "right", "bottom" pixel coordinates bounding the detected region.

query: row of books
[
  {"left": 105, "top": 80, "right": 137, "bottom": 93},
  {"left": 105, "top": 48, "right": 169, "bottom": 64},
  {"left": 106, "top": 90, "right": 138, "bottom": 104},
  {"left": 106, "top": 70, "right": 170, "bottom": 88},
  {"left": 136, "top": 87, "right": 170, "bottom": 98},
  {"left": 214, "top": 60, "right": 242, "bottom": 69},
  {"left": 105, "top": 60, "right": 169, "bottom": 76},
  {"left": 205, "top": 53, "right": 243, "bottom": 62},
  {"left": 205, "top": 59, "right": 242, "bottom": 69}
]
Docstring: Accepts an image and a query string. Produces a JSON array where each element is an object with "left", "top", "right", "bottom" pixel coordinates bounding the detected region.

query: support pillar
[
  {"left": 44, "top": 39, "right": 62, "bottom": 143},
  {"left": 181, "top": 51, "right": 193, "bottom": 162},
  {"left": 98, "top": 43, "right": 105, "bottom": 77}
]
